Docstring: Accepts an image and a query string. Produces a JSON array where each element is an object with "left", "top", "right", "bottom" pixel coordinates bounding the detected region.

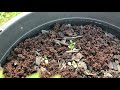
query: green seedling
[
  {"left": 68, "top": 40, "right": 76, "bottom": 50},
  {"left": 0, "top": 67, "right": 5, "bottom": 78},
  {"left": 26, "top": 72, "right": 41, "bottom": 78},
  {"left": 51, "top": 74, "right": 61, "bottom": 78}
]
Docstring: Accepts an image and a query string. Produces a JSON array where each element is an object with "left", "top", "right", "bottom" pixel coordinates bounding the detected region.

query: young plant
[
  {"left": 26, "top": 72, "right": 41, "bottom": 78},
  {"left": 68, "top": 40, "right": 76, "bottom": 50}
]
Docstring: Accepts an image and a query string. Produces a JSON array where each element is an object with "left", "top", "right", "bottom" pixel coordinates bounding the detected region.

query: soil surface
[{"left": 3, "top": 23, "right": 120, "bottom": 78}]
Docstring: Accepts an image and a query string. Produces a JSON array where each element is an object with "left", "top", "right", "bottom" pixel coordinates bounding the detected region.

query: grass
[{"left": 0, "top": 12, "right": 22, "bottom": 26}]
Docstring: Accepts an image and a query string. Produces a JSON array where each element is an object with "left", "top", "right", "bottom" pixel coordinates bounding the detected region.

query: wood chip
[
  {"left": 117, "top": 65, "right": 120, "bottom": 72},
  {"left": 72, "top": 53, "right": 83, "bottom": 62},
  {"left": 54, "top": 39, "right": 69, "bottom": 46},
  {"left": 72, "top": 61, "right": 77, "bottom": 68},
  {"left": 78, "top": 61, "right": 87, "bottom": 70},
  {"left": 104, "top": 72, "right": 112, "bottom": 77},
  {"left": 61, "top": 63, "right": 66, "bottom": 70},
  {"left": 76, "top": 53, "right": 83, "bottom": 61},
  {"left": 108, "top": 61, "right": 114, "bottom": 69},
  {"left": 112, "top": 62, "right": 118, "bottom": 70},
  {"left": 35, "top": 51, "right": 40, "bottom": 56},
  {"left": 45, "top": 60, "right": 49, "bottom": 64},
  {"left": 40, "top": 67, "right": 46, "bottom": 72},
  {"left": 66, "top": 48, "right": 80, "bottom": 53},
  {"left": 36, "top": 56, "right": 43, "bottom": 65},
  {"left": 84, "top": 70, "right": 96, "bottom": 76},
  {"left": 41, "top": 30, "right": 49, "bottom": 34},
  {"left": 114, "top": 55, "right": 120, "bottom": 60},
  {"left": 115, "top": 60, "right": 119, "bottom": 65}
]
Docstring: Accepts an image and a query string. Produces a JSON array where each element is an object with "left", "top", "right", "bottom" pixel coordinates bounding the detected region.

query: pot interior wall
[{"left": 1, "top": 18, "right": 120, "bottom": 66}]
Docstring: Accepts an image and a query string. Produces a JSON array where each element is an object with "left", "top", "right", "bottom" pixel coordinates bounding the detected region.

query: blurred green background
[{"left": 0, "top": 12, "right": 22, "bottom": 26}]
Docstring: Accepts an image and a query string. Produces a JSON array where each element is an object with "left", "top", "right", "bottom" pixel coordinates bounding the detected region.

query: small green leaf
[
  {"left": 51, "top": 74, "right": 61, "bottom": 78},
  {"left": 68, "top": 40, "right": 76, "bottom": 50},
  {"left": 70, "top": 40, "right": 73, "bottom": 43},
  {"left": 73, "top": 42, "right": 75, "bottom": 45},
  {"left": 26, "top": 72, "right": 41, "bottom": 78},
  {"left": 0, "top": 67, "right": 5, "bottom": 78}
]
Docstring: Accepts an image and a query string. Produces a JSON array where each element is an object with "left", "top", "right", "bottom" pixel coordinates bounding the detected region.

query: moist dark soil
[{"left": 2, "top": 23, "right": 120, "bottom": 78}]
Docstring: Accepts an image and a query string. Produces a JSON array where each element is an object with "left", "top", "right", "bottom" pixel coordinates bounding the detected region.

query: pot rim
[{"left": 0, "top": 17, "right": 120, "bottom": 62}]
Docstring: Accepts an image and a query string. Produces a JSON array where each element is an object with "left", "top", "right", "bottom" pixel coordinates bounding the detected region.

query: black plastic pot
[{"left": 0, "top": 12, "right": 120, "bottom": 66}]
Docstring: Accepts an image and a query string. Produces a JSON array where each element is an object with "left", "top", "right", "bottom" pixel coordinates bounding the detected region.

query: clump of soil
[{"left": 2, "top": 23, "right": 120, "bottom": 78}]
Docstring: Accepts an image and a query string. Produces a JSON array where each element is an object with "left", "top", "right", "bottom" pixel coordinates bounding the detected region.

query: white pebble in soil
[
  {"left": 14, "top": 61, "right": 18, "bottom": 66},
  {"left": 67, "top": 62, "right": 72, "bottom": 66},
  {"left": 65, "top": 24, "right": 72, "bottom": 27},
  {"left": 20, "top": 27, "right": 23, "bottom": 30},
  {"left": 45, "top": 60, "right": 49, "bottom": 64}
]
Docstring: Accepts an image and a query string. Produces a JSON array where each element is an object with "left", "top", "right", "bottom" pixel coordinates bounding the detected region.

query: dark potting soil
[{"left": 2, "top": 23, "right": 120, "bottom": 78}]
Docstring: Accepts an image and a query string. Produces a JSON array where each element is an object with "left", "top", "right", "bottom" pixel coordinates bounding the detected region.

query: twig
[
  {"left": 66, "top": 48, "right": 80, "bottom": 53},
  {"left": 41, "top": 30, "right": 49, "bottom": 34},
  {"left": 53, "top": 39, "right": 69, "bottom": 46},
  {"left": 63, "top": 35, "right": 83, "bottom": 40}
]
